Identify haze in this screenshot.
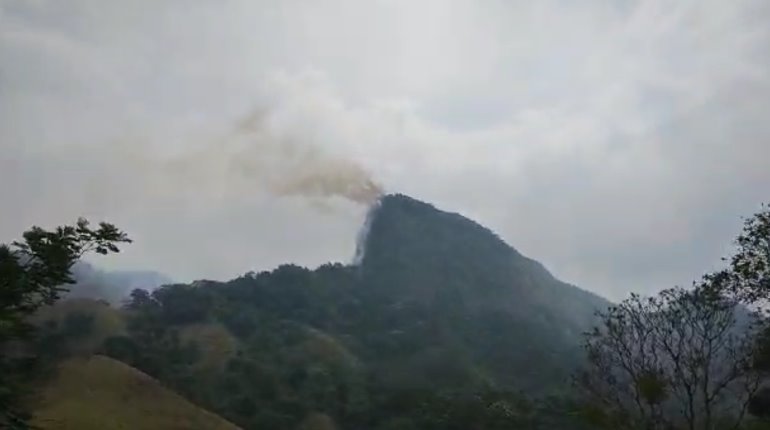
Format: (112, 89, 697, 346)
(1, 0, 769, 300)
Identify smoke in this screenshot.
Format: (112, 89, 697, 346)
(161, 109, 383, 205)
(1, 97, 384, 280)
(271, 162, 383, 205)
(153, 107, 384, 207)
(352, 196, 384, 265)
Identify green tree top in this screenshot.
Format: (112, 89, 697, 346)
(0, 218, 130, 429)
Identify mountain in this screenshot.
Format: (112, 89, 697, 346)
(359, 194, 607, 323)
(354, 194, 610, 390)
(32, 193, 610, 429)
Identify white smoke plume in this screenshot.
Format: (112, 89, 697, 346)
(352, 196, 384, 265)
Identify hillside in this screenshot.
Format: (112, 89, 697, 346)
(356, 194, 610, 389)
(359, 194, 608, 323)
(35, 193, 610, 429)
(31, 355, 240, 430)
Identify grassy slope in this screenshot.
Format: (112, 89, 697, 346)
(31, 355, 241, 430)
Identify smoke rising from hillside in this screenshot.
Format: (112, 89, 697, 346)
(352, 196, 384, 265)
(156, 108, 383, 206)
(233, 109, 384, 205)
(2, 0, 769, 296)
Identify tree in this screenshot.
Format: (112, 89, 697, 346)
(714, 204, 770, 421)
(577, 285, 763, 430)
(576, 204, 770, 430)
(714, 204, 770, 305)
(0, 218, 130, 429)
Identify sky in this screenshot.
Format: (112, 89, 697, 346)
(1, 0, 769, 300)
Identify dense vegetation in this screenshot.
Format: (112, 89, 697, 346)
(576, 204, 770, 429)
(2, 195, 769, 430)
(95, 195, 607, 429)
(0, 218, 131, 428)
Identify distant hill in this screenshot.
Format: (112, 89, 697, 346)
(68, 262, 173, 305)
(31, 355, 240, 430)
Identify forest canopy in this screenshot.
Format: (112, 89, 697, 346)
(2, 198, 769, 430)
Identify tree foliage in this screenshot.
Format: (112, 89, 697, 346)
(720, 204, 770, 421)
(42, 195, 606, 429)
(577, 204, 770, 429)
(717, 204, 770, 305)
(103, 261, 590, 429)
(0, 218, 130, 429)
(578, 287, 763, 429)
(17, 199, 770, 429)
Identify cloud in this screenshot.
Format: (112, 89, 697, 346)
(1, 0, 769, 299)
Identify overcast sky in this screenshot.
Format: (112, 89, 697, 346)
(1, 0, 769, 300)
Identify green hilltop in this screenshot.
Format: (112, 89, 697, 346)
(28, 194, 610, 429)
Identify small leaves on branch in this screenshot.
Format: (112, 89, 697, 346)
(2, 218, 131, 317)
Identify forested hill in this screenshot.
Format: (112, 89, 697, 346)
(354, 193, 610, 389)
(360, 193, 608, 329)
(36, 194, 610, 429)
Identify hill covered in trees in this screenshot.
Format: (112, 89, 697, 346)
(70, 193, 610, 429)
(10, 195, 769, 429)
